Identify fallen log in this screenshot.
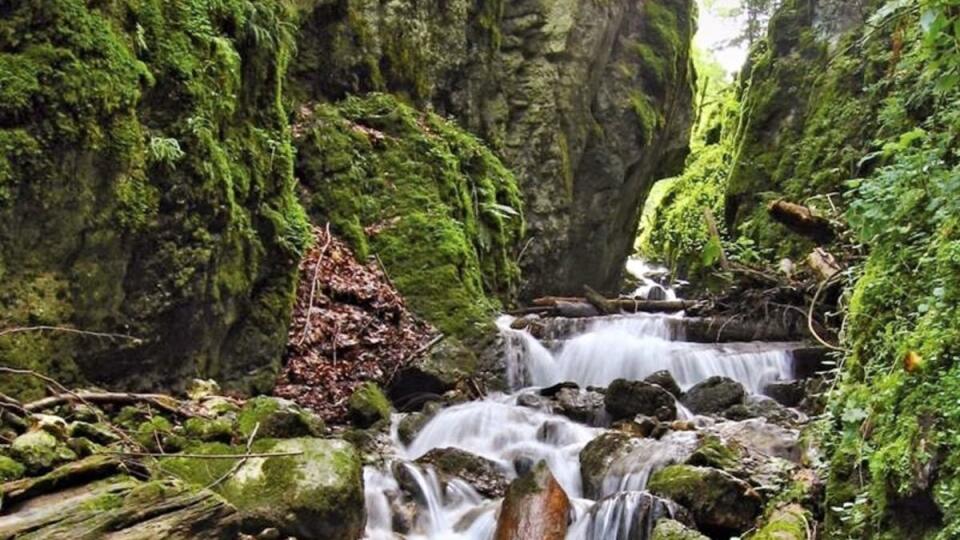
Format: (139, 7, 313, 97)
(25, 391, 191, 417)
(518, 297, 698, 317)
(768, 199, 835, 244)
(1, 455, 127, 505)
(807, 248, 842, 281)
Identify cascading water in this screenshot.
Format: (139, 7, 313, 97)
(363, 275, 801, 540)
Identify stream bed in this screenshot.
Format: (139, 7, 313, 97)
(362, 294, 809, 539)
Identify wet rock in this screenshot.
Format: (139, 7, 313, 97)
(763, 380, 806, 408)
(575, 491, 694, 539)
(613, 415, 660, 438)
(751, 504, 809, 539)
(681, 377, 745, 415)
(416, 447, 509, 498)
(648, 465, 762, 535)
(513, 456, 536, 477)
(540, 382, 580, 397)
(10, 430, 76, 474)
(236, 396, 325, 440)
(348, 382, 392, 428)
(397, 402, 442, 446)
(0, 455, 26, 481)
(712, 418, 802, 463)
(724, 395, 801, 427)
(553, 387, 607, 426)
(390, 495, 418, 534)
(605, 379, 677, 422)
(645, 370, 683, 398)
(652, 518, 709, 539)
(647, 285, 669, 302)
(494, 461, 570, 540)
(686, 435, 740, 472)
(580, 432, 636, 499)
(516, 393, 544, 409)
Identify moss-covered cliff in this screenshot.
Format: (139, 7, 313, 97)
(294, 93, 523, 341)
(644, 0, 960, 536)
(290, 0, 697, 297)
(0, 0, 309, 398)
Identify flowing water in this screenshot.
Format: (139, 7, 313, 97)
(363, 271, 800, 540)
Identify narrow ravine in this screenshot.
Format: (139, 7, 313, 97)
(363, 268, 810, 539)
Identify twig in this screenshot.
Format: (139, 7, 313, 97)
(299, 223, 333, 347)
(0, 326, 142, 343)
(102, 450, 302, 460)
(374, 253, 396, 293)
(808, 276, 845, 351)
(204, 422, 260, 490)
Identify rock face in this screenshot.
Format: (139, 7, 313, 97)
(494, 461, 571, 540)
(292, 0, 696, 297)
(648, 464, 762, 536)
(0, 1, 309, 399)
(605, 379, 678, 421)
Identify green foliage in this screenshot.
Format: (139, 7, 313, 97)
(295, 93, 523, 342)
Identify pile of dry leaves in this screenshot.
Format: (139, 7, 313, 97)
(275, 225, 435, 422)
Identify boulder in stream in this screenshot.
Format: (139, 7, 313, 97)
(416, 447, 508, 497)
(553, 387, 608, 426)
(648, 464, 762, 536)
(645, 370, 684, 398)
(763, 380, 806, 408)
(605, 379, 677, 422)
(494, 461, 571, 540)
(681, 377, 745, 415)
(579, 432, 636, 499)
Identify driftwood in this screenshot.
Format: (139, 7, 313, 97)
(768, 199, 835, 244)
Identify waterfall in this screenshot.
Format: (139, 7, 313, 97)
(365, 284, 801, 539)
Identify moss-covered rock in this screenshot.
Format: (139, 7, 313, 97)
(648, 464, 763, 536)
(347, 382, 392, 429)
(182, 417, 235, 443)
(579, 431, 636, 499)
(165, 438, 364, 540)
(10, 430, 76, 474)
(652, 519, 709, 540)
(0, 455, 26, 481)
(295, 93, 523, 343)
(416, 446, 508, 498)
(0, 0, 310, 400)
(687, 435, 741, 472)
(749, 504, 809, 540)
(236, 396, 325, 440)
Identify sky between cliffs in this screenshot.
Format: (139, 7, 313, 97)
(696, 0, 750, 75)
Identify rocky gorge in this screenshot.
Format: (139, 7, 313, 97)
(4, 0, 960, 538)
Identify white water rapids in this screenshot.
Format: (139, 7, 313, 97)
(363, 274, 798, 540)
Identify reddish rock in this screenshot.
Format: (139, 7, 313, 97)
(494, 462, 570, 540)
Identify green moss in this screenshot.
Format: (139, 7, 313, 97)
(750, 505, 808, 540)
(0, 455, 26, 482)
(183, 417, 235, 443)
(348, 382, 392, 428)
(0, 0, 310, 399)
(236, 396, 325, 439)
(295, 93, 523, 342)
(688, 435, 740, 471)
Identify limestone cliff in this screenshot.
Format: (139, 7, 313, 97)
(291, 0, 697, 297)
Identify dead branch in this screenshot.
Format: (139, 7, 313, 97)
(102, 450, 302, 460)
(298, 222, 333, 347)
(0, 326, 142, 343)
(24, 391, 192, 417)
(204, 422, 260, 490)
